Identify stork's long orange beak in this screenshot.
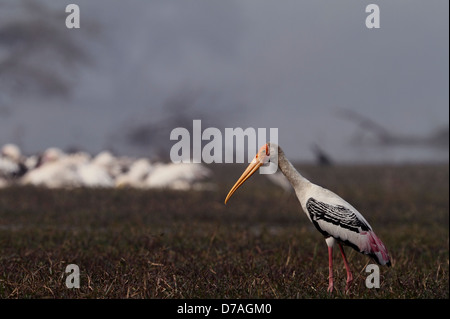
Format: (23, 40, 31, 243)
(224, 144, 269, 204)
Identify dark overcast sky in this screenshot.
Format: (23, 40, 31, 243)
(0, 0, 448, 163)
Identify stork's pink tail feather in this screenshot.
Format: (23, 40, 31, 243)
(363, 231, 391, 266)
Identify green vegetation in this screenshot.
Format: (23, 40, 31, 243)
(0, 164, 448, 298)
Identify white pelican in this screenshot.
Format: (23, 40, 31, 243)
(0, 156, 22, 180)
(115, 158, 154, 188)
(77, 156, 115, 188)
(20, 148, 83, 188)
(1, 144, 22, 162)
(0, 143, 27, 183)
(92, 151, 130, 179)
(145, 162, 212, 190)
(225, 143, 391, 292)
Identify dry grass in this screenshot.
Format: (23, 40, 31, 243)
(0, 164, 448, 299)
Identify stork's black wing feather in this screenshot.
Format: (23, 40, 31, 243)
(306, 198, 371, 236)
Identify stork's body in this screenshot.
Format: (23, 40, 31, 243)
(225, 143, 391, 292)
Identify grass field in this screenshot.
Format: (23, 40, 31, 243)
(0, 164, 448, 299)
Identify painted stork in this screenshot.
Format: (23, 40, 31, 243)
(224, 143, 391, 292)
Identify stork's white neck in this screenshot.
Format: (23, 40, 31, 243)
(276, 146, 311, 200)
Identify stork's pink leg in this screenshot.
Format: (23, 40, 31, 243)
(327, 246, 334, 293)
(338, 243, 353, 292)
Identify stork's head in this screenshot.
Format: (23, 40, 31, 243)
(224, 142, 278, 204)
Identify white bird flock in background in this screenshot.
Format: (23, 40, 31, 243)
(0, 143, 214, 190)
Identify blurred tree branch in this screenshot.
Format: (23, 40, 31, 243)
(0, 0, 95, 109)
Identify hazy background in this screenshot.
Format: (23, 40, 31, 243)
(0, 0, 448, 164)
